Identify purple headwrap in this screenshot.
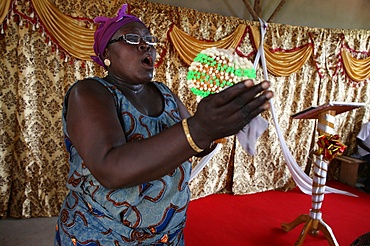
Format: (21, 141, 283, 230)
(91, 4, 145, 67)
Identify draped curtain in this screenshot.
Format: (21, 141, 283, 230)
(1, 0, 369, 218)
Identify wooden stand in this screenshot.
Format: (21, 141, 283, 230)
(336, 156, 367, 187)
(282, 102, 365, 246)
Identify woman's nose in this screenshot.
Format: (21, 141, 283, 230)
(138, 43, 151, 51)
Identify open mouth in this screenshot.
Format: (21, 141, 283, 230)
(141, 55, 153, 68)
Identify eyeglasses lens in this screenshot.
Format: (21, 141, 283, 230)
(125, 34, 157, 45)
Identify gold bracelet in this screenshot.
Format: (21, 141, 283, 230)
(182, 118, 204, 153)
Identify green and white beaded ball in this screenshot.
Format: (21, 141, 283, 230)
(187, 47, 256, 98)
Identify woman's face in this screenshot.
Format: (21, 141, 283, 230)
(104, 22, 157, 84)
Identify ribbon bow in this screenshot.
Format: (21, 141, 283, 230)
(315, 134, 347, 161)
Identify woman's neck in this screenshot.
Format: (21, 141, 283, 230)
(122, 83, 145, 94)
(104, 75, 145, 94)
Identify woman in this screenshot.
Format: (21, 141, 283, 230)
(55, 4, 273, 245)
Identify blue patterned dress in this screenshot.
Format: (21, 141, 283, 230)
(55, 77, 191, 245)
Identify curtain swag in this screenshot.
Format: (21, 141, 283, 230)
(0, 0, 11, 27)
(341, 47, 370, 82)
(1, 0, 369, 82)
(249, 26, 314, 77)
(167, 24, 247, 66)
(31, 0, 96, 61)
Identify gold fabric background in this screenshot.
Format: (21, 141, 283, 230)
(1, 0, 369, 218)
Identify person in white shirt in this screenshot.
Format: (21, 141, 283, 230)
(356, 121, 370, 191)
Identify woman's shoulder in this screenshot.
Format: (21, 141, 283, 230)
(67, 77, 115, 101)
(73, 77, 110, 90)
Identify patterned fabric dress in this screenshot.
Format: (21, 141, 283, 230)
(55, 77, 191, 246)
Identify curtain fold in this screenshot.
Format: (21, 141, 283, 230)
(31, 0, 96, 60)
(0, 0, 11, 26)
(249, 26, 313, 77)
(168, 24, 247, 65)
(1, 0, 369, 218)
(341, 48, 370, 82)
(264, 44, 313, 77)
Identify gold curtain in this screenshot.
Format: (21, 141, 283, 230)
(342, 48, 370, 82)
(264, 44, 313, 77)
(249, 26, 313, 77)
(168, 24, 247, 65)
(31, 0, 96, 60)
(0, 0, 11, 25)
(168, 24, 313, 77)
(1, 0, 369, 218)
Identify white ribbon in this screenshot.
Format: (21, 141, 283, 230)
(191, 18, 356, 198)
(255, 18, 356, 197)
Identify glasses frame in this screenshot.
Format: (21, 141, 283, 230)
(108, 33, 158, 46)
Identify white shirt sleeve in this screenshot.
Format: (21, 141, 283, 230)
(357, 122, 370, 141)
(357, 122, 370, 156)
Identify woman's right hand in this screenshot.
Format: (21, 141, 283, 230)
(188, 79, 273, 149)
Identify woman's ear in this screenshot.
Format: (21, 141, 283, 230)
(102, 48, 109, 60)
(102, 48, 111, 68)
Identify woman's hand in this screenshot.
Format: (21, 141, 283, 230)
(189, 79, 273, 149)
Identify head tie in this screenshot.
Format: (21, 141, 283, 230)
(91, 4, 144, 67)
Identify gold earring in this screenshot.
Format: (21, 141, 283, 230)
(104, 59, 111, 67)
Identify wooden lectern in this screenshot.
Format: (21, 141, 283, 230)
(281, 102, 365, 246)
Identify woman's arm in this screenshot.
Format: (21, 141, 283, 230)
(172, 92, 217, 157)
(66, 79, 272, 189)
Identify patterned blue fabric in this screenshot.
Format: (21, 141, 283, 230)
(55, 77, 191, 245)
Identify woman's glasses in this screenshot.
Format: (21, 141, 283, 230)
(108, 34, 158, 46)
